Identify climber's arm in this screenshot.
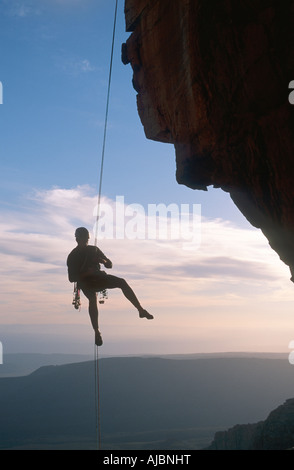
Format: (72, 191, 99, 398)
(95, 247, 112, 269)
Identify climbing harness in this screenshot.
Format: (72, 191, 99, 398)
(72, 285, 108, 309)
(99, 289, 108, 304)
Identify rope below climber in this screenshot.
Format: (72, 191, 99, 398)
(66, 227, 154, 346)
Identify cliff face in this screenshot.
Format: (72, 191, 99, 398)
(207, 398, 294, 450)
(122, 0, 294, 279)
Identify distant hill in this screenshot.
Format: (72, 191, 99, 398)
(0, 355, 294, 449)
(0, 353, 93, 377)
(1, 351, 287, 377)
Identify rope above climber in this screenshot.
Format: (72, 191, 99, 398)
(67, 227, 154, 346)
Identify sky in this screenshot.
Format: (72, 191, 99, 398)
(0, 0, 294, 358)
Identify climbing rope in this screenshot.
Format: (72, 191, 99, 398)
(94, 0, 118, 247)
(94, 343, 101, 449)
(94, 0, 118, 451)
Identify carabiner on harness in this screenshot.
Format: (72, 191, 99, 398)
(99, 289, 108, 304)
(72, 282, 81, 310)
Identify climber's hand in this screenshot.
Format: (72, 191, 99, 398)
(104, 259, 112, 269)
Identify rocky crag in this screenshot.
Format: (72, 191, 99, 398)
(206, 398, 294, 450)
(122, 0, 294, 280)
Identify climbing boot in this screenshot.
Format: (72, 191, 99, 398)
(139, 309, 154, 320)
(95, 329, 103, 346)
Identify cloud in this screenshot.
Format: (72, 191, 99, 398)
(0, 185, 292, 355)
(0, 185, 287, 285)
(3, 1, 41, 17)
(3, 0, 91, 17)
(56, 55, 96, 76)
(152, 257, 276, 282)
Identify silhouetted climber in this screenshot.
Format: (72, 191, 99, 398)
(67, 227, 153, 346)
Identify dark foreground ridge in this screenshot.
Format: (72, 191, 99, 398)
(207, 398, 294, 450)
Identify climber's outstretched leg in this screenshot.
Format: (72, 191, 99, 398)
(102, 274, 154, 320)
(82, 273, 153, 347)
